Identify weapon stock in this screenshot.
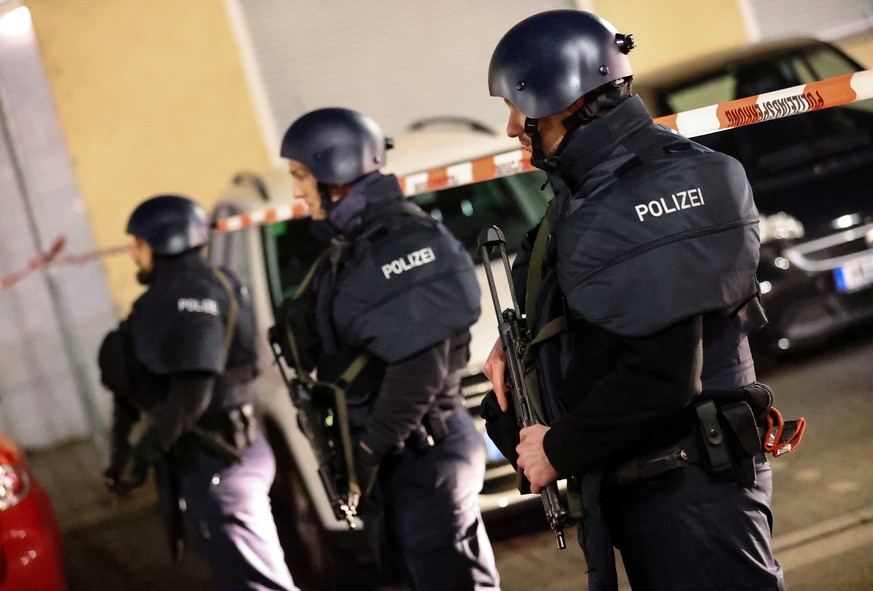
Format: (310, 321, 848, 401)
(268, 330, 359, 528)
(477, 225, 572, 550)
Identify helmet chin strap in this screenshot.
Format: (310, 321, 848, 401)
(525, 117, 552, 171)
(525, 80, 631, 171)
(317, 182, 334, 213)
(524, 93, 612, 170)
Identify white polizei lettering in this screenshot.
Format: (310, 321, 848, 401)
(177, 298, 219, 316)
(381, 247, 438, 279)
(635, 204, 648, 222)
(635, 187, 706, 222)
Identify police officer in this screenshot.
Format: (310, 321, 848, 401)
(483, 10, 785, 591)
(98, 195, 299, 591)
(279, 108, 501, 591)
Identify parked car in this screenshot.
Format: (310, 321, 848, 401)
(0, 433, 68, 591)
(208, 135, 551, 587)
(634, 38, 873, 361)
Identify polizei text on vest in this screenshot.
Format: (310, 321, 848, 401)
(381, 247, 437, 279)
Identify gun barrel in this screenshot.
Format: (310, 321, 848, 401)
(542, 482, 570, 549)
(478, 224, 574, 551)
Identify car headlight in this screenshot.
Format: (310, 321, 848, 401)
(759, 212, 805, 243)
(0, 464, 31, 511)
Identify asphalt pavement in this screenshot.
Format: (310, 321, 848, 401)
(26, 328, 873, 591)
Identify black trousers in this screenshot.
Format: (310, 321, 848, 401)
(602, 454, 784, 591)
(364, 409, 501, 591)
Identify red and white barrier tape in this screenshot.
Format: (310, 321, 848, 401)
(4, 69, 871, 291)
(0, 235, 128, 291)
(214, 69, 873, 232)
(213, 199, 310, 233)
(654, 69, 873, 138)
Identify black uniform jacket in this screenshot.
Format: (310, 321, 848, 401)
(523, 96, 761, 475)
(322, 173, 480, 457)
(107, 252, 257, 462)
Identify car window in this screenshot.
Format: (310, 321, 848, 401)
(262, 170, 552, 308)
(410, 170, 551, 262)
(262, 217, 323, 305)
(662, 45, 864, 115)
(800, 46, 861, 81)
(654, 44, 873, 184)
(798, 48, 873, 114)
(664, 74, 735, 114)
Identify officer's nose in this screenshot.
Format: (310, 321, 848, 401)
(505, 106, 526, 142)
(506, 114, 523, 139)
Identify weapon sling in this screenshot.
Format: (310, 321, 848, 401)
(274, 250, 370, 525)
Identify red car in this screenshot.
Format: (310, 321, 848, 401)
(0, 433, 67, 591)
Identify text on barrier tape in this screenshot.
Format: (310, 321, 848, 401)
(4, 69, 872, 291)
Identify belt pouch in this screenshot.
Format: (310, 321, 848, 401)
(694, 399, 732, 476)
(717, 401, 761, 487)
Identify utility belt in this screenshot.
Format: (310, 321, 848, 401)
(407, 395, 465, 450)
(610, 384, 805, 487)
(185, 403, 257, 464)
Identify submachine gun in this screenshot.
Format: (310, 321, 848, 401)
(268, 328, 360, 529)
(478, 226, 573, 549)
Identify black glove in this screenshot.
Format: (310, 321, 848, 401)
(480, 389, 521, 469)
(104, 451, 149, 496)
(353, 441, 381, 498)
(104, 424, 164, 496)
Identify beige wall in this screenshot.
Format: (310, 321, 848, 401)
(27, 0, 270, 314)
(839, 36, 873, 68)
(592, 0, 750, 74)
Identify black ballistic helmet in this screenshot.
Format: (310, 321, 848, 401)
(280, 107, 392, 185)
(489, 10, 635, 119)
(126, 194, 210, 255)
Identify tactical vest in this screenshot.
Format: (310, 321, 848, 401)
(553, 124, 760, 338)
(522, 98, 762, 425)
(333, 198, 481, 364)
(124, 256, 258, 412)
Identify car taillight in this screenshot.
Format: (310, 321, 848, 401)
(0, 464, 31, 511)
